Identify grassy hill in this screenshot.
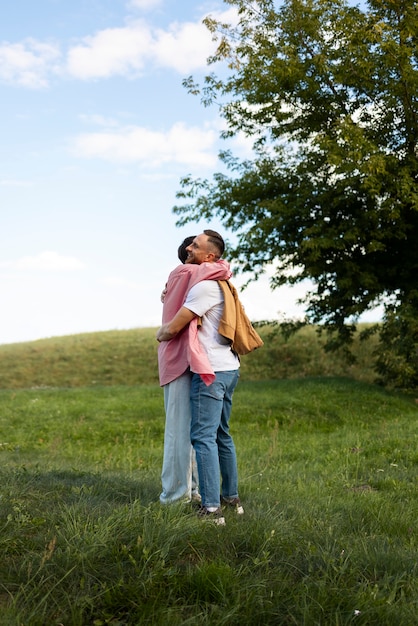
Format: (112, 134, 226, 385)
(1, 325, 417, 624)
(0, 324, 379, 389)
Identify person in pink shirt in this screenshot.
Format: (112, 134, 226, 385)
(158, 236, 231, 504)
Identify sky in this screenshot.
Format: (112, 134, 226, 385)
(0, 0, 378, 346)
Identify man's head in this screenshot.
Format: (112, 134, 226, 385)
(186, 229, 225, 264)
(178, 236, 196, 264)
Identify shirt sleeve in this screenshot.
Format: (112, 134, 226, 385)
(183, 281, 222, 317)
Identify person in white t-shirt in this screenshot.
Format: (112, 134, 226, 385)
(157, 230, 244, 525)
(158, 237, 231, 505)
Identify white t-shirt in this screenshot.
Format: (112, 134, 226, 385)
(184, 280, 240, 372)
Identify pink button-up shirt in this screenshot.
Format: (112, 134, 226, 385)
(157, 260, 232, 386)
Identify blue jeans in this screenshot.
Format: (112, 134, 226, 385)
(160, 371, 199, 504)
(190, 369, 240, 508)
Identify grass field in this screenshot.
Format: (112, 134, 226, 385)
(0, 324, 378, 389)
(0, 328, 417, 625)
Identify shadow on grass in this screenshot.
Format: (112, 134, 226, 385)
(0, 465, 160, 512)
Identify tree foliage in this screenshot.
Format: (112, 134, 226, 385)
(174, 0, 418, 388)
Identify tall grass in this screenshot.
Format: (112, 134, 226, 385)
(1, 372, 417, 624)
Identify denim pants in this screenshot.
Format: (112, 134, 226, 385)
(190, 369, 240, 508)
(160, 371, 199, 504)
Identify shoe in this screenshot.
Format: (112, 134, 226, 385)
(191, 492, 202, 503)
(197, 506, 226, 526)
(221, 496, 244, 515)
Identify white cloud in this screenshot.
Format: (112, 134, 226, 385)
(1, 7, 235, 87)
(0, 251, 85, 272)
(66, 15, 216, 80)
(153, 6, 239, 74)
(0, 39, 60, 88)
(72, 121, 217, 167)
(152, 20, 216, 73)
(67, 22, 153, 79)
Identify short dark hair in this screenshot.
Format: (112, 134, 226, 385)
(204, 229, 225, 258)
(177, 236, 196, 264)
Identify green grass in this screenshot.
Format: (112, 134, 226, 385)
(0, 329, 160, 389)
(0, 371, 417, 624)
(0, 324, 379, 389)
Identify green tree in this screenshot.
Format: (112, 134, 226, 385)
(174, 0, 418, 388)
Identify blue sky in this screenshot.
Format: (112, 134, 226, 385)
(1, 0, 377, 345)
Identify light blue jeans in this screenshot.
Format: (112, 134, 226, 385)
(160, 371, 199, 504)
(190, 369, 240, 508)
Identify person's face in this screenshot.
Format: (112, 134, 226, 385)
(186, 234, 216, 264)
